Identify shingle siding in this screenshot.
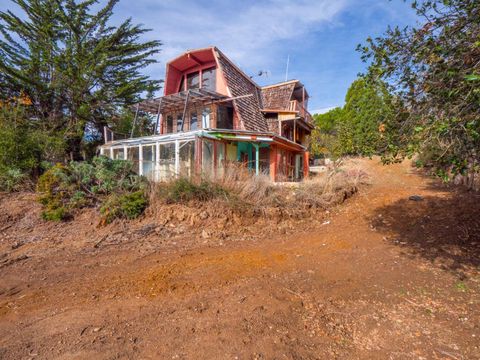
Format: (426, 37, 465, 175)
(261, 83, 295, 110)
(217, 53, 267, 132)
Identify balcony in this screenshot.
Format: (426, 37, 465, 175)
(289, 100, 313, 125)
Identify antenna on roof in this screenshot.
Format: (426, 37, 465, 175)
(285, 55, 290, 81)
(250, 70, 270, 79)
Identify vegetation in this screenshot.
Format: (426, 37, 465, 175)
(358, 0, 480, 185)
(37, 156, 147, 222)
(156, 178, 230, 204)
(310, 77, 395, 158)
(0, 0, 161, 166)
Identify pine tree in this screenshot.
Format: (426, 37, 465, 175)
(0, 0, 161, 160)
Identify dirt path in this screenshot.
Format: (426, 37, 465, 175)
(0, 158, 479, 359)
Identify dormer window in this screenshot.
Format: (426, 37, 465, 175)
(187, 71, 200, 89)
(201, 67, 216, 91)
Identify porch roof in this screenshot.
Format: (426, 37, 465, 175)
(136, 88, 229, 113)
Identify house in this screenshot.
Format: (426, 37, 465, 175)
(99, 47, 314, 182)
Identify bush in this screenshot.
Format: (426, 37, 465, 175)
(36, 156, 148, 222)
(100, 191, 148, 224)
(0, 166, 29, 192)
(156, 177, 229, 203)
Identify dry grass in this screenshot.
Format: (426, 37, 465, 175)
(148, 160, 369, 214)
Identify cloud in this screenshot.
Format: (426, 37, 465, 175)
(115, 0, 349, 71)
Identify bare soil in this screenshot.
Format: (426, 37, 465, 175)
(0, 158, 479, 359)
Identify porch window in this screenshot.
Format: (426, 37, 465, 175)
(127, 146, 140, 173)
(142, 145, 156, 179)
(176, 114, 183, 132)
(187, 71, 200, 89)
(202, 107, 211, 128)
(216, 106, 233, 129)
(178, 76, 185, 92)
(190, 111, 198, 130)
(166, 115, 173, 133)
(201, 67, 216, 91)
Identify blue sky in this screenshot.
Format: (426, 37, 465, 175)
(2, 0, 420, 114)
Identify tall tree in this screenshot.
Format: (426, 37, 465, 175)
(0, 0, 161, 159)
(310, 107, 343, 157)
(337, 77, 395, 157)
(359, 0, 480, 185)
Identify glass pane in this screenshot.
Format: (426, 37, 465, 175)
(186, 71, 199, 89)
(202, 107, 211, 128)
(201, 67, 216, 91)
(216, 106, 233, 129)
(216, 142, 225, 178)
(112, 148, 125, 160)
(178, 76, 184, 92)
(179, 141, 195, 178)
(142, 145, 155, 179)
(158, 143, 176, 181)
(127, 146, 139, 174)
(166, 115, 173, 133)
(176, 114, 183, 132)
(202, 139, 214, 176)
(190, 111, 198, 131)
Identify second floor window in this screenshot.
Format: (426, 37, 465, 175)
(201, 67, 216, 91)
(190, 111, 198, 130)
(187, 72, 199, 89)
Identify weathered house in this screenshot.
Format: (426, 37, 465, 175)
(99, 47, 314, 182)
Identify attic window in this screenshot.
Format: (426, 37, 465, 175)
(201, 67, 216, 91)
(187, 71, 200, 89)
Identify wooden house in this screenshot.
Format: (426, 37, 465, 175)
(99, 47, 314, 182)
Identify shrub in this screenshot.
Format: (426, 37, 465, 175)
(100, 191, 148, 224)
(156, 177, 229, 203)
(0, 166, 29, 192)
(36, 157, 148, 222)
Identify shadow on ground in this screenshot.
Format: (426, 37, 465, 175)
(370, 185, 480, 279)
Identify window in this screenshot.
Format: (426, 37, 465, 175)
(178, 77, 185, 92)
(190, 111, 198, 131)
(216, 106, 233, 129)
(166, 115, 173, 133)
(186, 71, 199, 89)
(176, 114, 183, 132)
(202, 107, 211, 128)
(201, 67, 216, 91)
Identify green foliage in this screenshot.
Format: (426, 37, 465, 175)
(100, 191, 148, 224)
(0, 166, 28, 192)
(338, 77, 395, 157)
(36, 157, 148, 221)
(157, 178, 230, 204)
(359, 0, 480, 184)
(309, 78, 395, 158)
(0, 104, 65, 191)
(0, 0, 162, 160)
(310, 108, 343, 157)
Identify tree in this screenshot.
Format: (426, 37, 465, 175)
(358, 0, 480, 185)
(310, 107, 343, 157)
(0, 0, 161, 160)
(337, 77, 395, 156)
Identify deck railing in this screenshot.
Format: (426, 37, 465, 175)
(289, 100, 313, 125)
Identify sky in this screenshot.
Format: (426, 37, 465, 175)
(1, 0, 420, 114)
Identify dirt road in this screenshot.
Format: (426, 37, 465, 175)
(0, 158, 479, 359)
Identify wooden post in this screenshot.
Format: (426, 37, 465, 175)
(155, 142, 160, 181)
(130, 103, 139, 138)
(139, 144, 143, 176)
(175, 139, 180, 177)
(269, 145, 276, 182)
(303, 151, 309, 179)
(254, 143, 260, 176)
(293, 119, 297, 143)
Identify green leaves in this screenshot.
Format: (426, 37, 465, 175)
(0, 0, 162, 160)
(358, 0, 480, 185)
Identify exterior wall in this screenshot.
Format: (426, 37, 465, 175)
(216, 52, 267, 132)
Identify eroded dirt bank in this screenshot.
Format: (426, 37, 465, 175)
(0, 158, 479, 359)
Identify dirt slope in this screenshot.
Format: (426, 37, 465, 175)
(0, 158, 479, 359)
